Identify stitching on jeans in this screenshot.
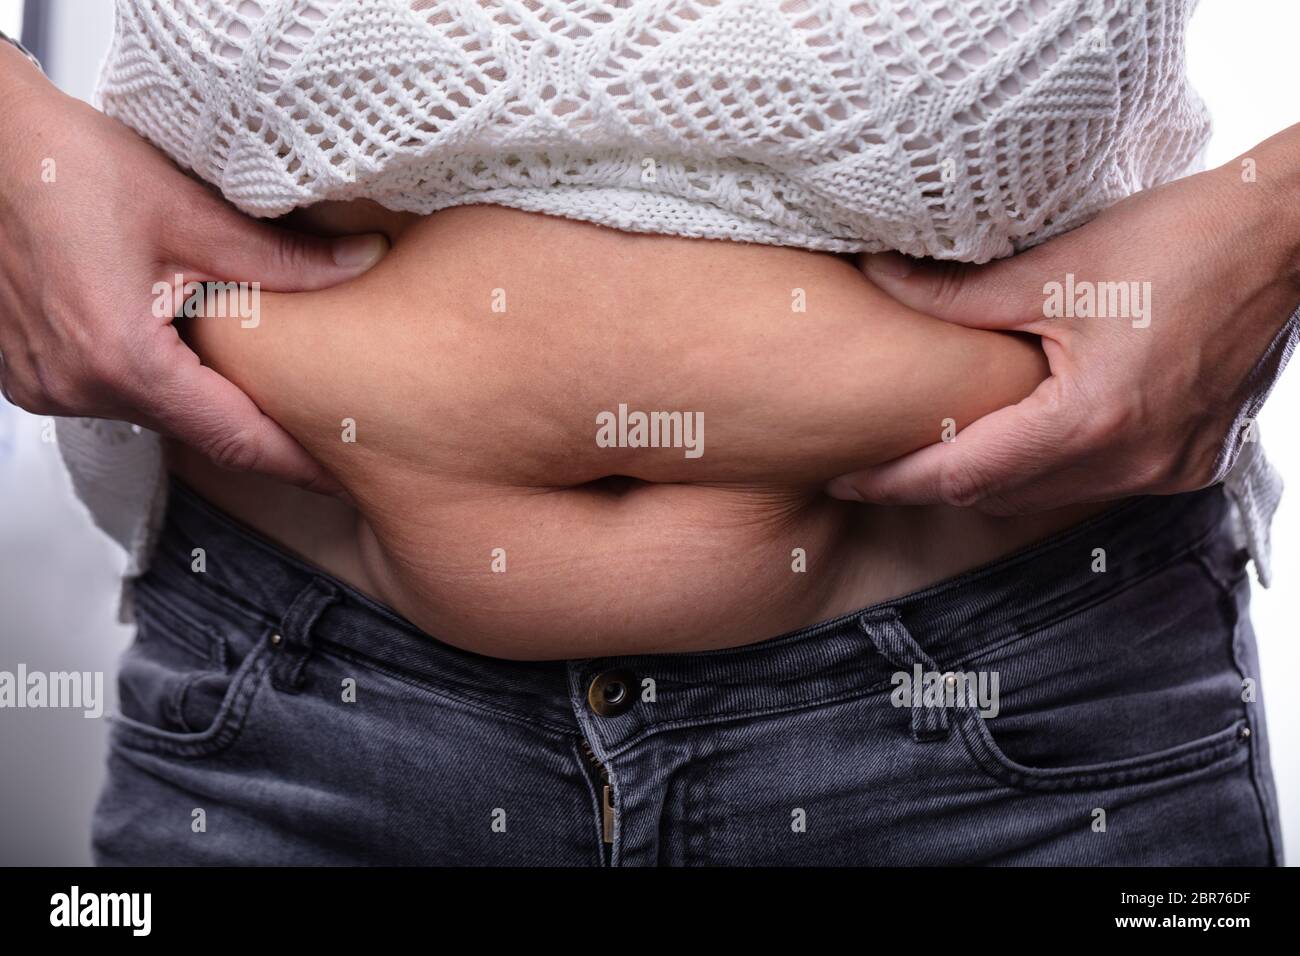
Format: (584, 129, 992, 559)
(577, 493, 1219, 672)
(953, 522, 1222, 672)
(167, 672, 203, 735)
(1188, 543, 1250, 599)
(598, 528, 1227, 749)
(568, 739, 609, 867)
(148, 548, 278, 632)
(1208, 551, 1284, 866)
(955, 711, 1249, 792)
(167, 479, 434, 635)
(946, 534, 1259, 795)
(109, 639, 273, 759)
(599, 681, 902, 757)
(315, 640, 577, 736)
(133, 584, 229, 665)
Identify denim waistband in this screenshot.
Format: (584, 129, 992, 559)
(145, 478, 1234, 743)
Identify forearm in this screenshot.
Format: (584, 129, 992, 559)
(1212, 124, 1300, 297)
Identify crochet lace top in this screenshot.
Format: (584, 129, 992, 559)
(55, 0, 1283, 612)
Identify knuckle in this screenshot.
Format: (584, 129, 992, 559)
(200, 427, 262, 472)
(10, 380, 56, 415)
(266, 232, 315, 276)
(937, 459, 987, 508)
(28, 358, 79, 413)
(77, 352, 122, 401)
(1, 375, 38, 412)
(930, 262, 968, 313)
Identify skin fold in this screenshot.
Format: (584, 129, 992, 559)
(180, 205, 1059, 658)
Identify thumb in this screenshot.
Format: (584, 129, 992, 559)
(855, 250, 1044, 330)
(166, 194, 390, 293)
(141, 343, 341, 496)
(825, 387, 1062, 512)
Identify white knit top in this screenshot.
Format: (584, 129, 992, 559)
(57, 0, 1283, 610)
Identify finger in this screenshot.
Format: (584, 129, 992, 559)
(825, 386, 1068, 512)
(854, 250, 1050, 330)
(960, 453, 1139, 516)
(136, 341, 341, 495)
(164, 191, 389, 293)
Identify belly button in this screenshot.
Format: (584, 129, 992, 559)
(586, 475, 643, 496)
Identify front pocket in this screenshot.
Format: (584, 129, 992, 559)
(956, 708, 1249, 791)
(949, 538, 1254, 792)
(109, 638, 272, 758)
(111, 579, 274, 758)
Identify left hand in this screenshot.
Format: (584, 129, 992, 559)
(827, 141, 1300, 515)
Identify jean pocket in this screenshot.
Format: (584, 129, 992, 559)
(949, 539, 1254, 792)
(110, 578, 273, 758)
(956, 710, 1249, 791)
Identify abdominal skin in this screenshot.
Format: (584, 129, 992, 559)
(182, 207, 1047, 657)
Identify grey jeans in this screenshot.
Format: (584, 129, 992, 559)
(93, 479, 1282, 865)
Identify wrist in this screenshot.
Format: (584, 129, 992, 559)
(1213, 125, 1300, 292)
(0, 26, 43, 77)
(0, 49, 75, 174)
(0, 33, 46, 93)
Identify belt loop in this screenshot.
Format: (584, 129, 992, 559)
(271, 578, 341, 694)
(857, 609, 950, 743)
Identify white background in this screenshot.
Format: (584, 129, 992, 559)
(0, 0, 1297, 865)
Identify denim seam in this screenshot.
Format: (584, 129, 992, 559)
(1188, 543, 1251, 596)
(580, 497, 1221, 677)
(109, 640, 273, 759)
(169, 671, 206, 735)
(599, 680, 901, 758)
(270, 579, 340, 694)
(150, 541, 487, 676)
(955, 711, 1249, 792)
(316, 640, 578, 736)
(133, 585, 231, 665)
(946, 529, 1258, 795)
(167, 479, 445, 637)
(1203, 549, 1284, 867)
(163, 481, 1218, 682)
(568, 739, 610, 867)
(952, 522, 1223, 672)
(147, 549, 281, 634)
(858, 494, 1154, 613)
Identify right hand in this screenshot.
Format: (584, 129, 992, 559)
(0, 44, 388, 492)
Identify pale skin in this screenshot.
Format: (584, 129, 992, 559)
(3, 42, 1299, 657)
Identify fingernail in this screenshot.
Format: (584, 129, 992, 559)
(332, 233, 389, 270)
(825, 477, 865, 502)
(860, 251, 913, 280)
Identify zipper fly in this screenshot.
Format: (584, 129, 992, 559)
(580, 740, 615, 845)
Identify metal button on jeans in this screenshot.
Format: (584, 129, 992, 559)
(587, 670, 637, 717)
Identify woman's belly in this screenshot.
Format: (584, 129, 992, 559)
(171, 203, 1116, 659)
